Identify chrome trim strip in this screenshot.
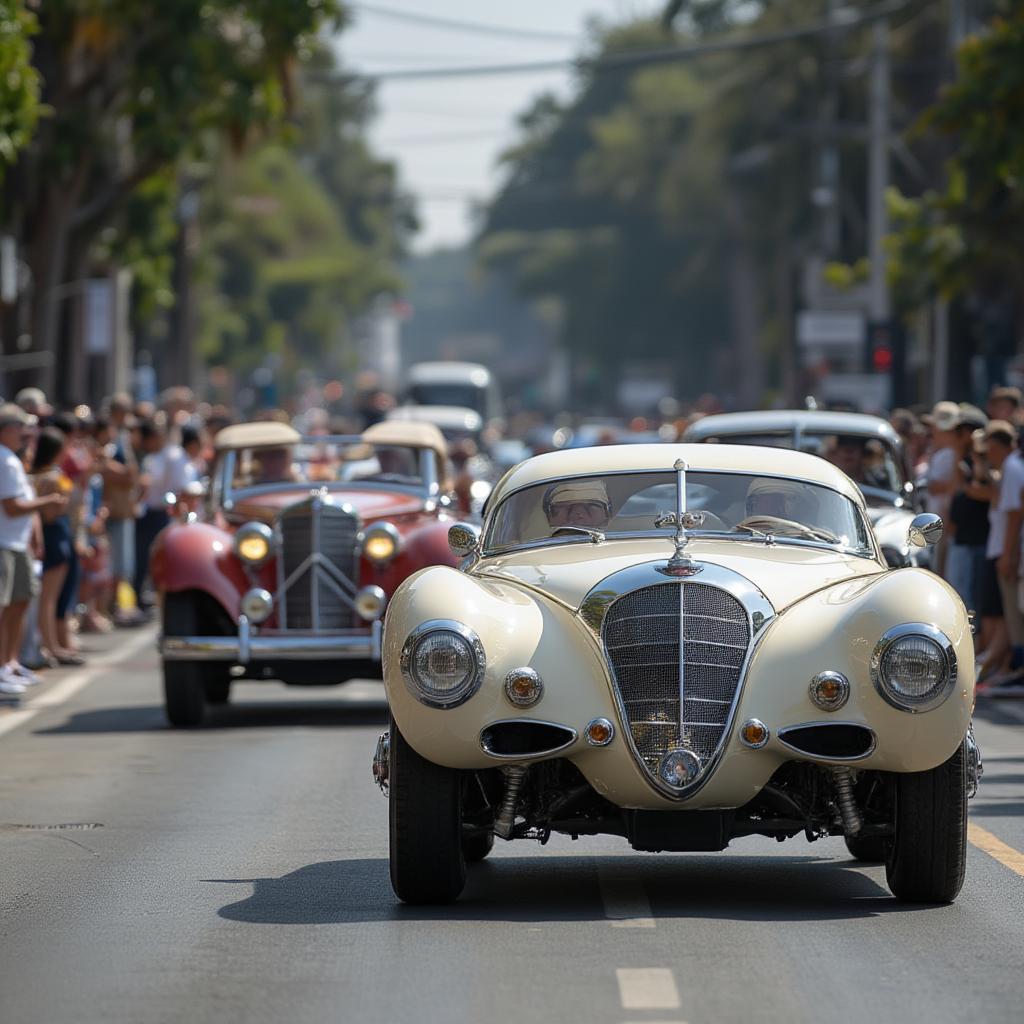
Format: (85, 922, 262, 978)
(160, 632, 378, 662)
(869, 622, 957, 713)
(479, 719, 578, 760)
(399, 618, 486, 709)
(579, 560, 775, 801)
(777, 721, 878, 762)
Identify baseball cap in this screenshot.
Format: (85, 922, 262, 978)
(931, 401, 961, 431)
(958, 403, 988, 430)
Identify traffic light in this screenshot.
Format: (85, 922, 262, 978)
(865, 320, 893, 374)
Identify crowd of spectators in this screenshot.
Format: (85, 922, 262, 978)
(0, 386, 220, 698)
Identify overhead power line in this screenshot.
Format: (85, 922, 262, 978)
(349, 0, 907, 82)
(350, 2, 580, 44)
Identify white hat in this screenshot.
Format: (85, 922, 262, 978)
(931, 401, 961, 431)
(544, 479, 610, 510)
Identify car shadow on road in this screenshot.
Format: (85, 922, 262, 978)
(212, 851, 923, 926)
(33, 700, 388, 734)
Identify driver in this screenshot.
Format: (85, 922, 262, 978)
(745, 478, 816, 524)
(543, 479, 613, 532)
(253, 446, 297, 484)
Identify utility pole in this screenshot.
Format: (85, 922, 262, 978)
(818, 0, 843, 257)
(867, 17, 890, 327)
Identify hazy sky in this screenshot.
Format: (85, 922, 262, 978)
(336, 1, 662, 252)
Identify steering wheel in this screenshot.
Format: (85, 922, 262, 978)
(735, 515, 831, 541)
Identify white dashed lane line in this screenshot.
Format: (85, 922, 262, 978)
(616, 968, 682, 1011)
(599, 865, 656, 928)
(0, 628, 156, 739)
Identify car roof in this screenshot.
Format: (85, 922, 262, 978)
(405, 361, 491, 385)
(214, 422, 301, 451)
(387, 404, 483, 432)
(683, 409, 901, 447)
(491, 443, 863, 505)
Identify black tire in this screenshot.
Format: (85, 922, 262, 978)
(389, 716, 466, 904)
(462, 829, 494, 863)
(845, 834, 889, 862)
(204, 678, 231, 705)
(886, 740, 968, 903)
(162, 593, 208, 728)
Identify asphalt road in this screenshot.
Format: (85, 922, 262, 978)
(2, 627, 1023, 1024)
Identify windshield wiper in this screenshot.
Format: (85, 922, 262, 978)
(729, 524, 774, 544)
(551, 526, 605, 543)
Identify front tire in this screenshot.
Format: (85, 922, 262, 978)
(886, 740, 968, 903)
(389, 716, 466, 904)
(162, 593, 208, 728)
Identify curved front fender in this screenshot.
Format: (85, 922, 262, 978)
(150, 522, 247, 620)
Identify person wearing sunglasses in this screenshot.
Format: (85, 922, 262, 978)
(543, 480, 613, 532)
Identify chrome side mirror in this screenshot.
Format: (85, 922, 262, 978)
(908, 513, 943, 548)
(448, 522, 481, 558)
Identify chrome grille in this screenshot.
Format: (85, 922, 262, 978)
(603, 583, 750, 780)
(278, 498, 360, 630)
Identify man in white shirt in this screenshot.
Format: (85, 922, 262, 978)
(133, 419, 196, 611)
(925, 401, 962, 578)
(0, 404, 67, 696)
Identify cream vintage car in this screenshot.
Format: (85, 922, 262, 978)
(375, 444, 981, 905)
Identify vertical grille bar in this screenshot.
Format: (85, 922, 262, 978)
(603, 583, 750, 784)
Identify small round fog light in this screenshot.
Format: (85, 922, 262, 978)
(584, 717, 615, 746)
(659, 748, 701, 787)
(354, 585, 387, 622)
(504, 667, 543, 707)
(739, 719, 770, 748)
(240, 587, 273, 624)
(809, 671, 850, 711)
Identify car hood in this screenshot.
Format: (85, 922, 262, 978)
(229, 488, 427, 525)
(474, 538, 884, 615)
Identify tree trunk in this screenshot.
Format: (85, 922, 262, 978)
(724, 190, 763, 409)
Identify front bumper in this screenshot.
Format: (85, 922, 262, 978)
(160, 615, 382, 664)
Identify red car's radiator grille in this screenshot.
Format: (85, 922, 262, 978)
(278, 499, 360, 630)
(602, 583, 750, 783)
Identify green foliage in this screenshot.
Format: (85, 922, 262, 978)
(0, 1, 41, 179)
(888, 7, 1024, 298)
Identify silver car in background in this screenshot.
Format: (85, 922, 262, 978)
(683, 410, 925, 568)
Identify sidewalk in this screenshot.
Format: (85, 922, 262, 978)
(0, 621, 159, 733)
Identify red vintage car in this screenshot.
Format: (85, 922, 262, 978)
(151, 419, 461, 727)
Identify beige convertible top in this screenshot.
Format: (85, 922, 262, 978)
(363, 419, 448, 467)
(214, 422, 301, 452)
(492, 443, 864, 506)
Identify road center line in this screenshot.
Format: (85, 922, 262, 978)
(0, 627, 156, 739)
(968, 822, 1024, 878)
(616, 968, 681, 1010)
(599, 866, 656, 927)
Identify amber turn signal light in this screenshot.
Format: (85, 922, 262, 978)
(739, 719, 770, 749)
(584, 718, 615, 746)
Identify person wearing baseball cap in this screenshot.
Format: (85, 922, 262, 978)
(925, 401, 964, 576)
(0, 404, 67, 696)
(543, 479, 613, 532)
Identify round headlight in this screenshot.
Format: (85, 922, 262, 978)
(871, 624, 956, 712)
(354, 585, 386, 622)
(240, 588, 273, 624)
(400, 620, 485, 709)
(235, 522, 273, 566)
(361, 522, 400, 565)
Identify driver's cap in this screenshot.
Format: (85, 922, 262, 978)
(545, 479, 610, 510)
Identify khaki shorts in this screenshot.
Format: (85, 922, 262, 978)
(0, 548, 40, 606)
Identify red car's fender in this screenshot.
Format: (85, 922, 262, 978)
(362, 517, 459, 595)
(150, 521, 248, 619)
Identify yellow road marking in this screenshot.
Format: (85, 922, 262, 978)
(968, 822, 1024, 878)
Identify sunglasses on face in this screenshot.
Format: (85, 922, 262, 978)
(548, 501, 610, 519)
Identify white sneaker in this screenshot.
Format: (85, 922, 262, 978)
(0, 669, 27, 695)
(9, 663, 41, 685)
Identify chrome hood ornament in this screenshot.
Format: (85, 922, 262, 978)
(655, 459, 705, 576)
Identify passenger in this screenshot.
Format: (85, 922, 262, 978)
(253, 446, 296, 485)
(543, 480, 613, 532)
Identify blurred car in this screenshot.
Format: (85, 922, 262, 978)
(377, 444, 979, 904)
(404, 361, 503, 427)
(683, 410, 925, 568)
(152, 420, 459, 727)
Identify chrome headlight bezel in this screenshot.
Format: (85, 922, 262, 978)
(234, 521, 274, 567)
(870, 622, 957, 713)
(400, 619, 486, 709)
(360, 521, 401, 565)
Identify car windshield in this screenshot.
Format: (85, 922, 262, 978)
(223, 441, 430, 494)
(408, 383, 483, 414)
(704, 430, 905, 495)
(485, 471, 873, 554)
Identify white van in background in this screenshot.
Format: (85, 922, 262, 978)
(404, 361, 503, 427)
